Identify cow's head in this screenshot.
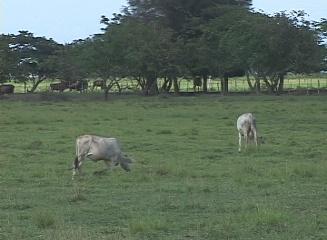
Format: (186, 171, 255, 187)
(258, 136, 265, 144)
(119, 154, 134, 172)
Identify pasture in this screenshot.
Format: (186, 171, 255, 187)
(0, 94, 326, 239)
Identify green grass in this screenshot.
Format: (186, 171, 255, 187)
(0, 94, 326, 239)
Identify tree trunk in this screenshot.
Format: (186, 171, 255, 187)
(247, 74, 261, 94)
(103, 79, 115, 100)
(193, 77, 201, 92)
(24, 82, 27, 93)
(28, 78, 45, 93)
(255, 78, 261, 94)
(173, 77, 180, 95)
(166, 78, 172, 92)
(263, 76, 274, 93)
(104, 87, 110, 100)
(202, 75, 208, 93)
(144, 73, 158, 95)
(221, 75, 228, 95)
(277, 74, 284, 94)
(115, 80, 121, 93)
(161, 77, 173, 93)
(160, 77, 168, 92)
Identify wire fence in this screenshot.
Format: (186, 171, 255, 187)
(170, 75, 327, 93)
(3, 74, 327, 94)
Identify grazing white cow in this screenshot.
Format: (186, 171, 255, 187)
(236, 113, 258, 152)
(72, 135, 133, 179)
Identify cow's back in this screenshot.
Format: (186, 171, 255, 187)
(50, 82, 68, 91)
(76, 135, 121, 161)
(237, 113, 256, 132)
(0, 84, 15, 94)
(89, 136, 121, 160)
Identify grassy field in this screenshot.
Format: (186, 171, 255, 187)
(0, 94, 326, 239)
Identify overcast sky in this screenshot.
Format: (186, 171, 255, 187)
(254, 0, 326, 20)
(1, 0, 128, 43)
(1, 0, 326, 44)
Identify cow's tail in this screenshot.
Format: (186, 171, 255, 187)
(119, 153, 134, 172)
(68, 140, 80, 170)
(73, 137, 83, 170)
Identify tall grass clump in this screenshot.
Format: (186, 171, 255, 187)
(33, 210, 56, 229)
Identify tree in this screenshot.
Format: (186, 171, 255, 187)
(8, 31, 62, 92)
(0, 34, 14, 83)
(125, 0, 252, 34)
(50, 40, 91, 86)
(96, 15, 183, 96)
(172, 2, 251, 93)
(195, 7, 250, 93)
(216, 11, 324, 94)
(123, 0, 253, 93)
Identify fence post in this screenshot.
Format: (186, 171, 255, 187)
(234, 79, 237, 92)
(243, 78, 246, 93)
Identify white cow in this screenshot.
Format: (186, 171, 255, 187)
(72, 135, 133, 179)
(236, 113, 258, 152)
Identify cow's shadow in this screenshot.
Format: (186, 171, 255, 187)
(93, 169, 109, 176)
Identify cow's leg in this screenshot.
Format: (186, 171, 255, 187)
(72, 155, 85, 179)
(112, 154, 120, 166)
(93, 160, 112, 175)
(244, 133, 248, 150)
(253, 130, 258, 147)
(104, 160, 113, 170)
(238, 132, 242, 152)
(105, 154, 120, 169)
(102, 155, 119, 172)
(72, 157, 78, 180)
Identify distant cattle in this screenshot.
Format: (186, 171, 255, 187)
(72, 135, 133, 179)
(69, 80, 88, 92)
(0, 84, 15, 94)
(236, 113, 259, 152)
(92, 80, 106, 90)
(50, 82, 69, 92)
(193, 76, 202, 92)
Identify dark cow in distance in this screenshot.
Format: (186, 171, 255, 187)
(69, 80, 88, 92)
(92, 80, 106, 90)
(50, 82, 69, 92)
(0, 84, 15, 94)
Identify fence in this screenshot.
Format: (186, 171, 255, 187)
(3, 74, 327, 94)
(168, 74, 327, 93)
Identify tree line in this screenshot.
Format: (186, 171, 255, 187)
(1, 0, 327, 96)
